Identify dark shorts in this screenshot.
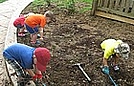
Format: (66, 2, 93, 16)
(16, 24, 24, 29)
(25, 24, 39, 34)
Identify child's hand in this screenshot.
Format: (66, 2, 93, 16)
(39, 37, 44, 41)
(102, 66, 109, 75)
(32, 75, 37, 80)
(36, 74, 43, 79)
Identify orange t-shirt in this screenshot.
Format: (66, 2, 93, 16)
(25, 14, 46, 28)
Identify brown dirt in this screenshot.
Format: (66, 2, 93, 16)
(18, 4, 134, 86)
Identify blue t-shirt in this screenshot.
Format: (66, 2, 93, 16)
(3, 43, 35, 69)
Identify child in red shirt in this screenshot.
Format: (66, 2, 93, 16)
(13, 15, 26, 37)
(13, 13, 34, 37)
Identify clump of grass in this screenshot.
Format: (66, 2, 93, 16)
(31, 0, 45, 7)
(77, 0, 93, 13)
(66, 0, 75, 14)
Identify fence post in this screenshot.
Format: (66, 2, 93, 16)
(90, 0, 98, 16)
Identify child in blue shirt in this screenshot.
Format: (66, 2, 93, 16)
(3, 43, 51, 85)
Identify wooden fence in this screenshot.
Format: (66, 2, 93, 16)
(91, 0, 134, 25)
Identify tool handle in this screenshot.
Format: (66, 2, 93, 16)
(78, 65, 91, 82)
(108, 74, 118, 86)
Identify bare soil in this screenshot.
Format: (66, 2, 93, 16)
(18, 4, 134, 86)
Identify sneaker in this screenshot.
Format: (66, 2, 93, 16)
(18, 33, 25, 37)
(113, 65, 120, 71)
(35, 40, 41, 44)
(30, 40, 40, 45)
(24, 30, 28, 33)
(37, 34, 40, 38)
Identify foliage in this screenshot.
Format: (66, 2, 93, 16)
(55, 0, 93, 13)
(66, 0, 75, 14)
(77, 0, 93, 13)
(0, 0, 6, 3)
(29, 0, 93, 13)
(31, 0, 45, 7)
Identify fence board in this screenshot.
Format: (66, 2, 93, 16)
(100, 0, 104, 7)
(109, 0, 115, 9)
(98, 0, 101, 7)
(114, 0, 120, 10)
(104, 0, 109, 8)
(91, 0, 134, 25)
(131, 1, 134, 14)
(90, 0, 98, 15)
(97, 7, 134, 19)
(95, 11, 134, 25)
(120, 0, 126, 12)
(125, 0, 131, 13)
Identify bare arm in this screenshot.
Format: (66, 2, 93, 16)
(103, 57, 108, 66)
(39, 27, 44, 40)
(25, 69, 35, 77)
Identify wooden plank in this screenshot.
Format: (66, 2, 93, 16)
(130, 0, 134, 7)
(131, 1, 134, 14)
(97, 0, 101, 7)
(90, 0, 98, 15)
(125, 0, 131, 13)
(97, 7, 134, 19)
(100, 0, 104, 7)
(95, 11, 134, 25)
(114, 0, 120, 10)
(109, 0, 115, 9)
(103, 0, 109, 8)
(120, 0, 126, 12)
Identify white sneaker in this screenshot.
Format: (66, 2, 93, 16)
(18, 33, 25, 37)
(113, 65, 120, 71)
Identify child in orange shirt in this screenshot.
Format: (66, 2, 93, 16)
(24, 11, 54, 44)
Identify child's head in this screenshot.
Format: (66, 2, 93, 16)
(24, 12, 34, 18)
(44, 11, 55, 23)
(114, 43, 130, 59)
(19, 14, 24, 17)
(34, 48, 51, 72)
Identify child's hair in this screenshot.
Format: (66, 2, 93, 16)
(44, 11, 55, 22)
(44, 11, 53, 17)
(19, 14, 24, 17)
(24, 12, 34, 17)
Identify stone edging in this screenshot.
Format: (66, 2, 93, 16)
(3, 0, 34, 85)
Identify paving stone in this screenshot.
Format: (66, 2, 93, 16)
(0, 0, 34, 85)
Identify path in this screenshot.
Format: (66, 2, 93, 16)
(0, 0, 33, 85)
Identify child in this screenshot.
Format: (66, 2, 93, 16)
(3, 43, 51, 85)
(13, 13, 34, 37)
(24, 11, 55, 44)
(100, 39, 130, 75)
(13, 14, 26, 37)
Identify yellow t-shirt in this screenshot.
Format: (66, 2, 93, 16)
(100, 39, 122, 59)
